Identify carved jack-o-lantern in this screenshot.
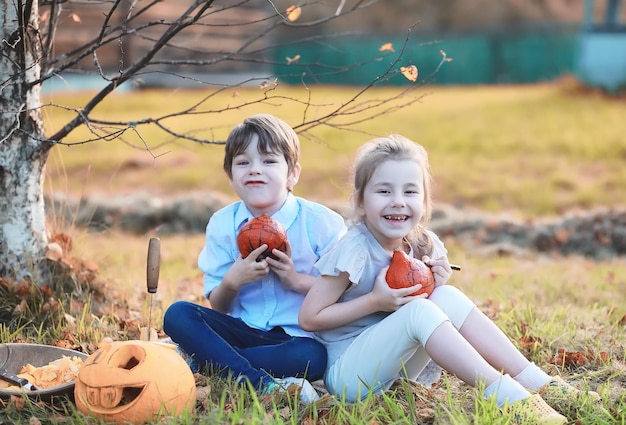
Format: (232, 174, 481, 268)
(74, 341, 196, 424)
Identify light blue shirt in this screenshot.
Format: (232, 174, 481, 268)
(198, 193, 347, 337)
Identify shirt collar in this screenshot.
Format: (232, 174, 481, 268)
(234, 193, 299, 232)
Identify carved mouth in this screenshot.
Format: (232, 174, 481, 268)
(82, 383, 147, 413)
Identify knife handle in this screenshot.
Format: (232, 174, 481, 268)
(146, 237, 160, 294)
(0, 368, 29, 387)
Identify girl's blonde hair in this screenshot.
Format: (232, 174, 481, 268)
(351, 134, 434, 255)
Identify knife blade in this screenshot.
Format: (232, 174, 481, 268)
(0, 368, 36, 391)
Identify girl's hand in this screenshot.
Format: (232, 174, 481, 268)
(422, 255, 454, 287)
(223, 244, 270, 290)
(371, 266, 427, 312)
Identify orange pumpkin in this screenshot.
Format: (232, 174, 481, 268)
(74, 341, 196, 424)
(237, 214, 287, 260)
(386, 250, 435, 297)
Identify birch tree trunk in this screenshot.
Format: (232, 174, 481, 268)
(0, 0, 52, 283)
(0, 0, 422, 287)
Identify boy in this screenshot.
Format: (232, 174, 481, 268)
(163, 114, 346, 403)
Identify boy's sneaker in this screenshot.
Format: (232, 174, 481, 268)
(174, 346, 200, 373)
(506, 394, 567, 424)
(264, 376, 320, 404)
(538, 375, 601, 404)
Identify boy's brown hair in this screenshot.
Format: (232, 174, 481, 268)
(223, 114, 300, 180)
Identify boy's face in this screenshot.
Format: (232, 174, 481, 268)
(230, 134, 300, 216)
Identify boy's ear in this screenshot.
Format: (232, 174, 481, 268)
(287, 162, 301, 190)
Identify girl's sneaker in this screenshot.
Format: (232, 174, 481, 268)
(506, 394, 567, 424)
(538, 375, 601, 404)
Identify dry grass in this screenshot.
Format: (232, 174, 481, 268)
(3, 82, 624, 423)
(43, 81, 626, 217)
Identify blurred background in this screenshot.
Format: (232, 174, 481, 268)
(44, 0, 626, 93)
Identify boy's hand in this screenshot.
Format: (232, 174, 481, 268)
(370, 266, 427, 312)
(422, 255, 453, 287)
(265, 239, 301, 291)
(223, 244, 271, 290)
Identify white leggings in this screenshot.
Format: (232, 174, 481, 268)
(325, 285, 476, 402)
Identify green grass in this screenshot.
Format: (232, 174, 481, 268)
(2, 82, 625, 423)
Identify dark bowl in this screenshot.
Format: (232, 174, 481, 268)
(0, 343, 89, 401)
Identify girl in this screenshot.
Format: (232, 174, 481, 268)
(299, 135, 598, 423)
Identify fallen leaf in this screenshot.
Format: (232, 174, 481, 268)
(286, 5, 301, 22)
(479, 299, 501, 319)
(301, 417, 316, 425)
(286, 54, 301, 64)
(518, 334, 542, 351)
(42, 298, 60, 313)
(400, 65, 418, 82)
(379, 42, 395, 52)
(40, 284, 53, 298)
(259, 79, 278, 89)
(13, 299, 27, 316)
(13, 279, 33, 297)
(70, 13, 81, 23)
(195, 386, 210, 401)
(45, 242, 63, 261)
(278, 406, 291, 420)
(64, 313, 77, 326)
(10, 395, 26, 410)
(549, 348, 589, 367)
(52, 233, 73, 253)
(29, 417, 42, 425)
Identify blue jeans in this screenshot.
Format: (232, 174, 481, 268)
(162, 300, 327, 389)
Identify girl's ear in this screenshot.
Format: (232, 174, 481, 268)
(287, 162, 301, 190)
(354, 195, 365, 218)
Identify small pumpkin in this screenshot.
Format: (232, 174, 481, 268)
(237, 214, 287, 260)
(386, 250, 435, 297)
(74, 341, 196, 424)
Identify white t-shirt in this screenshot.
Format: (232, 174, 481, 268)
(313, 222, 447, 366)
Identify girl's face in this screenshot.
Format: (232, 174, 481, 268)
(230, 134, 300, 216)
(358, 158, 425, 253)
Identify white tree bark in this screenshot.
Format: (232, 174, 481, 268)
(0, 0, 50, 282)
(0, 0, 423, 287)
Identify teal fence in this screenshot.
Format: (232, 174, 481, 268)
(272, 28, 580, 86)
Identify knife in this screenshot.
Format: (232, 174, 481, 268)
(0, 368, 36, 391)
